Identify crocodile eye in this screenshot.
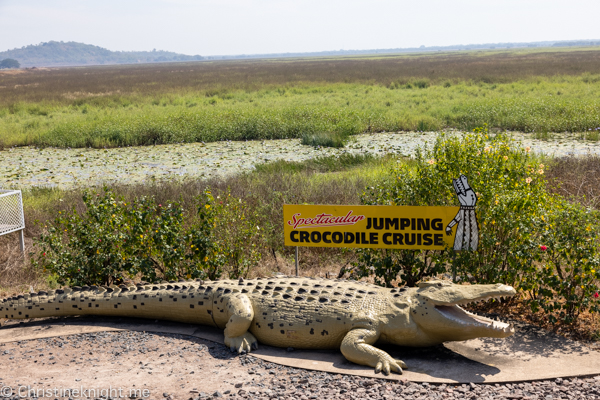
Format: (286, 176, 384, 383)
(437, 283, 443, 287)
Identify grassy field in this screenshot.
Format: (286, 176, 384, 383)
(2, 47, 600, 148)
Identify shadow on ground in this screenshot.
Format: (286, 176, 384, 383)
(1, 315, 599, 383)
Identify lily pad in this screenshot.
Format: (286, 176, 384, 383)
(0, 132, 596, 190)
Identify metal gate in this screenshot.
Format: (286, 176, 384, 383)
(0, 189, 25, 252)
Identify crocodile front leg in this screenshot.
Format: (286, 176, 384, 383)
(340, 329, 407, 375)
(223, 293, 258, 354)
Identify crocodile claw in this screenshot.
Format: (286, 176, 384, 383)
(375, 356, 407, 375)
(224, 332, 258, 354)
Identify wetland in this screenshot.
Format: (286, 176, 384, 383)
(2, 130, 600, 189)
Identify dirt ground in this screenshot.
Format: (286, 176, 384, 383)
(0, 329, 268, 399)
(1, 321, 600, 400)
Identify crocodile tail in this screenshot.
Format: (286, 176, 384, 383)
(0, 282, 217, 327)
(1, 288, 83, 320)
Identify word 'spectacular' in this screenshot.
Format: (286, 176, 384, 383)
(284, 175, 479, 251)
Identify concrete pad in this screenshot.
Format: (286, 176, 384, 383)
(0, 317, 199, 343)
(1, 317, 599, 383)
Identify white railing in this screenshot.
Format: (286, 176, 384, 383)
(0, 189, 25, 252)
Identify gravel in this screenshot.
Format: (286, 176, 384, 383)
(228, 358, 600, 400)
(0, 329, 598, 399)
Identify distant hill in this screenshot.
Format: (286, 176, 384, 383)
(0, 41, 203, 67)
(2, 39, 600, 68)
(205, 39, 600, 60)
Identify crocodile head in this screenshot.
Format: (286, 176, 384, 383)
(410, 280, 516, 343)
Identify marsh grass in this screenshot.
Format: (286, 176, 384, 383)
(253, 153, 377, 174)
(301, 131, 348, 148)
(3, 48, 600, 148)
(533, 131, 553, 141)
(578, 129, 600, 142)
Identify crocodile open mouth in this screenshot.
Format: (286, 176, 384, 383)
(435, 304, 513, 335)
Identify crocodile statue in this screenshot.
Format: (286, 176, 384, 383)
(0, 277, 516, 375)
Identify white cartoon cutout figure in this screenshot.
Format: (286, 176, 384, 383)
(445, 175, 479, 250)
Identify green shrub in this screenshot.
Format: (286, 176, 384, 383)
(351, 247, 446, 288)
(211, 189, 264, 279)
(412, 79, 430, 89)
(32, 189, 222, 286)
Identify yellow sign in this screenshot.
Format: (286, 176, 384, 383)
(284, 204, 461, 250)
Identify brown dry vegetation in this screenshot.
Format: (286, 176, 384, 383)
(3, 48, 600, 106)
(546, 154, 600, 209)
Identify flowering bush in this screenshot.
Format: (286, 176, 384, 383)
(355, 126, 600, 326)
(527, 201, 600, 324)
(355, 126, 549, 288)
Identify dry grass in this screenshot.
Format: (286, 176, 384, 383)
(0, 234, 41, 297)
(546, 154, 600, 209)
(3, 48, 600, 107)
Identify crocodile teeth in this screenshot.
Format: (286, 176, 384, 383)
(435, 304, 512, 334)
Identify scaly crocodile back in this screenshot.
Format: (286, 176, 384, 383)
(0, 277, 395, 349)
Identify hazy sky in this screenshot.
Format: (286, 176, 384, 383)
(1, 0, 599, 56)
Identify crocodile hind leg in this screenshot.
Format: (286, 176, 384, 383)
(223, 293, 258, 354)
(340, 329, 407, 375)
